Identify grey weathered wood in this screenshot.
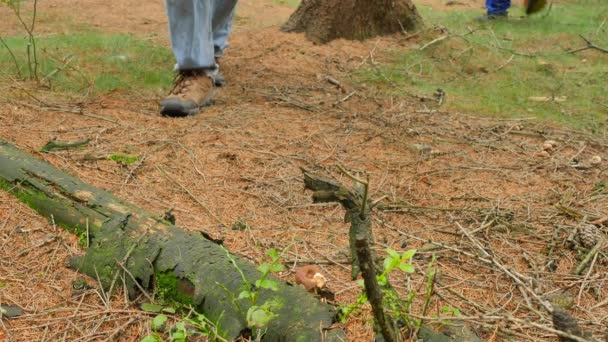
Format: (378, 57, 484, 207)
(0, 141, 345, 341)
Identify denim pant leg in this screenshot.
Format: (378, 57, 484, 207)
(165, 0, 237, 70)
(213, 6, 235, 58)
(486, 0, 511, 15)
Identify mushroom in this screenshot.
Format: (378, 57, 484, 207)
(295, 265, 327, 292)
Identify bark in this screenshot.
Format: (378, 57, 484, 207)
(303, 170, 401, 341)
(355, 236, 402, 342)
(0, 141, 345, 341)
(282, 0, 423, 44)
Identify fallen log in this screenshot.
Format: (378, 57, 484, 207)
(0, 141, 345, 341)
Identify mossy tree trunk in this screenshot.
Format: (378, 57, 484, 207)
(0, 141, 345, 341)
(282, 0, 423, 44)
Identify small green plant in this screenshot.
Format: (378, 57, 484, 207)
(231, 218, 250, 231)
(184, 312, 227, 342)
(272, 0, 300, 7)
(338, 248, 417, 324)
(0, 0, 39, 79)
(141, 314, 188, 342)
(422, 254, 437, 317)
(440, 306, 461, 317)
(224, 247, 286, 339)
(141, 314, 168, 342)
(109, 153, 139, 166)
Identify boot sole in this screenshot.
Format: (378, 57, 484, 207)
(160, 91, 216, 118)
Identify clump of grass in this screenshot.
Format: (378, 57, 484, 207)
(109, 153, 139, 166)
(0, 31, 174, 94)
(272, 0, 300, 7)
(359, 1, 608, 133)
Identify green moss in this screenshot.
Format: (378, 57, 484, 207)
(154, 270, 195, 306)
(0, 178, 87, 237)
(109, 153, 139, 165)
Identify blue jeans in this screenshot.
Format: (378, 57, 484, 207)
(486, 0, 510, 15)
(165, 0, 237, 71)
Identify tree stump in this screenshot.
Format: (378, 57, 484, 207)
(282, 0, 423, 44)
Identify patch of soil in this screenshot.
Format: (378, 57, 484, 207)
(1, 1, 608, 341)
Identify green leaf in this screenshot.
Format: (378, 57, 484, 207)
(141, 335, 160, 342)
(398, 263, 415, 273)
(267, 248, 279, 260)
(257, 263, 272, 274)
(383, 257, 395, 271)
(170, 325, 187, 342)
(151, 314, 168, 331)
(441, 306, 461, 316)
(386, 248, 400, 259)
(238, 290, 252, 300)
(140, 303, 164, 313)
(270, 263, 285, 272)
(247, 307, 275, 328)
(400, 249, 417, 260)
(162, 307, 176, 314)
(256, 279, 279, 291)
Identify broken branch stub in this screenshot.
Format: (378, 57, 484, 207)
(303, 170, 374, 279)
(303, 170, 402, 341)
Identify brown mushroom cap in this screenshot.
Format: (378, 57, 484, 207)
(295, 265, 325, 291)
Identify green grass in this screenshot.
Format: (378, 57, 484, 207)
(109, 153, 140, 166)
(272, 0, 300, 7)
(0, 31, 174, 94)
(359, 1, 608, 132)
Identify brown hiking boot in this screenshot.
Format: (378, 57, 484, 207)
(160, 70, 216, 117)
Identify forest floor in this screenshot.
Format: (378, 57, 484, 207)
(0, 0, 607, 341)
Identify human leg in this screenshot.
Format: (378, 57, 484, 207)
(165, 0, 216, 71)
(212, 2, 236, 58)
(161, 0, 237, 117)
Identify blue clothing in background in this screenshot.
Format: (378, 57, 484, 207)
(486, 0, 511, 15)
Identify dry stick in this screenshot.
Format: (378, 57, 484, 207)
(591, 294, 608, 310)
(30, 0, 39, 78)
(11, 99, 119, 125)
(115, 260, 154, 303)
(156, 165, 227, 227)
(576, 252, 599, 305)
(454, 223, 553, 313)
(405, 314, 591, 342)
(107, 234, 146, 300)
(107, 317, 138, 341)
(333, 91, 356, 107)
(419, 35, 449, 50)
(573, 239, 605, 276)
(568, 35, 608, 54)
(378, 219, 492, 264)
(590, 216, 608, 225)
(124, 153, 147, 185)
(303, 170, 400, 341)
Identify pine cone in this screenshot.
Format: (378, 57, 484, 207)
(577, 223, 601, 249)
